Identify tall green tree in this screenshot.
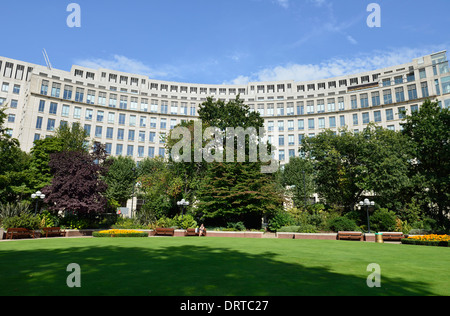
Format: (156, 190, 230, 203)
(103, 156, 137, 207)
(195, 96, 283, 228)
(302, 124, 413, 212)
(401, 99, 450, 226)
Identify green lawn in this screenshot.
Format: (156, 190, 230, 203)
(0, 237, 448, 296)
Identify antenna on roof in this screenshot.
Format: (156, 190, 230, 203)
(42, 49, 52, 70)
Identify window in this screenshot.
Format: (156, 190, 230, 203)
(63, 85, 73, 100)
(47, 118, 56, 131)
(287, 120, 294, 131)
(160, 118, 167, 129)
(421, 82, 429, 98)
(149, 132, 156, 143)
(278, 135, 284, 146)
(360, 94, 369, 108)
(38, 100, 45, 112)
(161, 101, 168, 114)
(407, 85, 418, 100)
(87, 90, 95, 104)
(40, 81, 48, 95)
(105, 143, 112, 155)
(10, 100, 18, 108)
(362, 112, 370, 124)
(307, 101, 314, 114)
(442, 76, 450, 94)
(138, 146, 144, 158)
(318, 118, 325, 129)
(116, 144, 123, 156)
(289, 149, 296, 158)
(108, 112, 115, 124)
(340, 115, 345, 127)
(8, 114, 15, 123)
(109, 94, 117, 108)
(398, 107, 406, 119)
(386, 109, 394, 121)
(129, 115, 136, 127)
(98, 92, 106, 106)
(317, 100, 325, 113)
(327, 99, 335, 112)
(383, 90, 393, 104)
(351, 95, 357, 109)
(141, 99, 149, 112)
(120, 96, 128, 110)
(329, 116, 336, 128)
(279, 150, 285, 161)
(117, 129, 124, 140)
(298, 119, 304, 130)
(49, 102, 58, 115)
(158, 148, 165, 157)
(140, 116, 147, 128)
(62, 105, 70, 117)
(106, 127, 113, 139)
(36, 117, 43, 129)
(148, 147, 155, 158)
(95, 126, 102, 138)
(139, 131, 145, 142)
(127, 145, 134, 157)
(277, 104, 284, 116)
(308, 118, 315, 130)
(411, 104, 419, 113)
(13, 85, 20, 94)
(130, 97, 138, 110)
(85, 109, 93, 120)
(171, 102, 178, 115)
(119, 114, 126, 125)
(278, 121, 284, 132)
(394, 76, 403, 85)
(74, 107, 81, 119)
(2, 82, 9, 92)
(419, 68, 426, 79)
(374, 111, 382, 122)
(81, 125, 90, 138)
(371, 92, 380, 106)
(353, 114, 358, 125)
(75, 88, 84, 102)
(97, 111, 104, 122)
(128, 130, 135, 141)
(395, 87, 405, 102)
(51, 83, 61, 98)
(267, 121, 274, 132)
(288, 135, 295, 146)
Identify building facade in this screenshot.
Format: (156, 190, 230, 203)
(1, 51, 450, 166)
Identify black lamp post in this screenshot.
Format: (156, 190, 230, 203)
(31, 191, 45, 215)
(359, 198, 375, 233)
(177, 199, 190, 217)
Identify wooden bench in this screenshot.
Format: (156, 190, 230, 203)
(42, 227, 66, 238)
(185, 228, 207, 236)
(380, 232, 404, 242)
(6, 228, 37, 240)
(155, 228, 175, 236)
(337, 231, 363, 241)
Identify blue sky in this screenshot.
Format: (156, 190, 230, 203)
(1, 0, 449, 84)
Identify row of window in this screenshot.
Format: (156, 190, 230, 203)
(265, 105, 416, 132)
(1, 82, 21, 94)
(38, 100, 186, 129)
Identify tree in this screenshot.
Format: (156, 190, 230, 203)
(302, 124, 413, 212)
(54, 123, 90, 152)
(195, 96, 284, 228)
(42, 144, 109, 215)
(279, 157, 315, 209)
(103, 156, 137, 207)
(401, 99, 450, 226)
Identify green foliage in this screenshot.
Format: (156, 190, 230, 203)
(38, 210, 60, 228)
(175, 214, 198, 230)
(92, 231, 148, 238)
(279, 157, 315, 208)
(2, 212, 41, 230)
(268, 211, 296, 232)
(278, 224, 318, 233)
(370, 208, 398, 232)
(112, 217, 148, 230)
(104, 156, 137, 206)
(0, 201, 30, 223)
(401, 239, 450, 247)
(226, 221, 246, 231)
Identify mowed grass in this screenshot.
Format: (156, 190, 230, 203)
(0, 237, 448, 296)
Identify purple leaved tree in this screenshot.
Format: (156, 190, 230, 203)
(43, 144, 110, 215)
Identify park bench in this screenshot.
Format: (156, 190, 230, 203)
(155, 228, 175, 236)
(337, 231, 363, 241)
(185, 228, 207, 236)
(380, 232, 404, 242)
(6, 228, 37, 240)
(42, 227, 66, 238)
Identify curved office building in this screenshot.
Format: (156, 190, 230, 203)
(1, 51, 450, 165)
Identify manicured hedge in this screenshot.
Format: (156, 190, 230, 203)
(401, 239, 450, 247)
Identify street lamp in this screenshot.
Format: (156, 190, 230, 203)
(177, 199, 190, 217)
(31, 191, 45, 215)
(359, 198, 375, 233)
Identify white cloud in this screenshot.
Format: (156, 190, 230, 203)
(225, 46, 447, 84)
(74, 55, 178, 79)
(275, 0, 289, 9)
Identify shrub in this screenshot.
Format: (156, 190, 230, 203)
(175, 214, 198, 230)
(278, 224, 318, 233)
(226, 221, 246, 231)
(402, 235, 450, 247)
(327, 217, 359, 232)
(38, 210, 60, 228)
(0, 202, 31, 225)
(2, 212, 41, 230)
(370, 208, 397, 232)
(268, 211, 295, 232)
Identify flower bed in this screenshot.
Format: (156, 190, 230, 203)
(401, 234, 450, 247)
(92, 229, 148, 238)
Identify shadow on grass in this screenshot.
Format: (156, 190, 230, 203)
(0, 242, 435, 296)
